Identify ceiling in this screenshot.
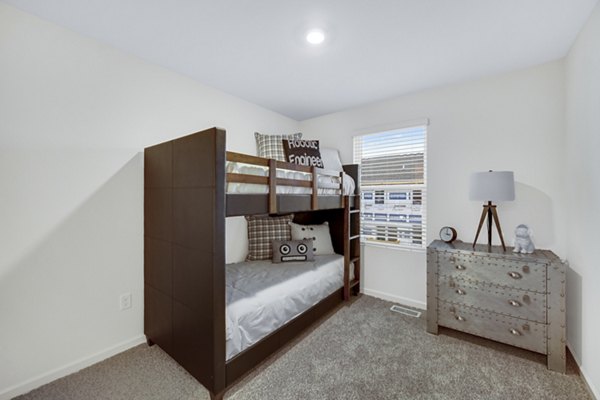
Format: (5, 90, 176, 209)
(3, 0, 598, 120)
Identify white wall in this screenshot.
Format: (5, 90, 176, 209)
(301, 61, 567, 309)
(565, 2, 600, 397)
(0, 4, 299, 398)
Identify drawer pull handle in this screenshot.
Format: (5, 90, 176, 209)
(455, 315, 466, 322)
(509, 328, 521, 336)
(508, 300, 521, 307)
(456, 289, 466, 295)
(507, 271, 522, 279)
(455, 265, 466, 271)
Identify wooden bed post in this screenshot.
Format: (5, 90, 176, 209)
(268, 158, 277, 214)
(311, 166, 318, 210)
(343, 195, 351, 300)
(339, 172, 345, 208)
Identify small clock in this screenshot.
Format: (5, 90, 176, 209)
(439, 226, 457, 243)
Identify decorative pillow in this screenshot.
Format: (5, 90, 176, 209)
(272, 239, 315, 263)
(320, 147, 344, 172)
(254, 132, 302, 161)
(289, 221, 335, 255)
(246, 214, 294, 261)
(282, 139, 324, 168)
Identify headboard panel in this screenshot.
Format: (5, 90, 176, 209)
(144, 127, 227, 395)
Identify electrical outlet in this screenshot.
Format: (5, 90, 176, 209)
(119, 293, 132, 311)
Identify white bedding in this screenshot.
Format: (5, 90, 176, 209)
(225, 255, 350, 360)
(226, 161, 356, 195)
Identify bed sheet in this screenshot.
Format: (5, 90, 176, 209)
(225, 254, 350, 360)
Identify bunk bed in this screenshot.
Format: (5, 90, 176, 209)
(144, 127, 361, 399)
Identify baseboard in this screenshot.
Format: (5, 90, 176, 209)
(0, 335, 146, 400)
(567, 343, 599, 400)
(363, 288, 426, 310)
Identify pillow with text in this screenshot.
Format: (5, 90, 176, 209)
(282, 139, 324, 168)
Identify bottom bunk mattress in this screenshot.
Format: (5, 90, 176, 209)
(225, 254, 349, 361)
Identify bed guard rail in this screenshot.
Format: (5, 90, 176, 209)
(226, 151, 344, 214)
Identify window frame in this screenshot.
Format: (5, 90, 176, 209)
(353, 123, 428, 252)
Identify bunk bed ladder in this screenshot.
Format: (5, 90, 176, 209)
(343, 195, 361, 300)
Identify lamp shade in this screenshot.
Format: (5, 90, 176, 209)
(469, 171, 515, 202)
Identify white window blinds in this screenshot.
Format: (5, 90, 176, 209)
(353, 125, 427, 250)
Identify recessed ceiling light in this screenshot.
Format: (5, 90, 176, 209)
(306, 29, 325, 45)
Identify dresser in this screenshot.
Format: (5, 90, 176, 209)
(426, 240, 566, 373)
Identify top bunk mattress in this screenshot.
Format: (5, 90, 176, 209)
(226, 161, 356, 195)
(225, 254, 349, 361)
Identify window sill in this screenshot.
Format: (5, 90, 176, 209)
(362, 241, 426, 253)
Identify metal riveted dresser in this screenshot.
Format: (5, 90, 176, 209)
(426, 240, 566, 373)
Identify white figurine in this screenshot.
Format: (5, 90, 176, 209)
(513, 224, 535, 254)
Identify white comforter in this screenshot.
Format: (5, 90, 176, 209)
(226, 161, 356, 195)
(225, 255, 347, 360)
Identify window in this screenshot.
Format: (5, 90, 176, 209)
(353, 124, 427, 250)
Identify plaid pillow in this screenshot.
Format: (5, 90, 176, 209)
(246, 214, 294, 261)
(254, 132, 302, 161)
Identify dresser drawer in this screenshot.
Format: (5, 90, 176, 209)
(438, 302, 547, 354)
(438, 277, 546, 323)
(437, 252, 547, 293)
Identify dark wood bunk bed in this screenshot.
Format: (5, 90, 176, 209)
(144, 127, 361, 399)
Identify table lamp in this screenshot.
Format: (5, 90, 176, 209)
(469, 170, 515, 251)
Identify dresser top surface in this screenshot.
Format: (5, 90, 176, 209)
(428, 240, 561, 263)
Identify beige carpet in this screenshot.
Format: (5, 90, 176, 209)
(16, 296, 590, 400)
